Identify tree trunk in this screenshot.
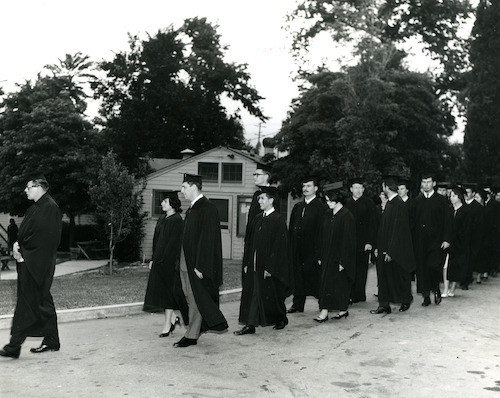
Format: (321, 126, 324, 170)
(68, 213, 76, 249)
(109, 223, 114, 275)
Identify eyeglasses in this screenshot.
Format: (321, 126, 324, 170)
(25, 185, 40, 190)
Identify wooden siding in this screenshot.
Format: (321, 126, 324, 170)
(141, 147, 260, 261)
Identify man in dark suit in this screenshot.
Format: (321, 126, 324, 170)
(287, 177, 327, 313)
(344, 177, 377, 303)
(174, 174, 228, 348)
(412, 172, 452, 306)
(0, 177, 62, 359)
(245, 162, 273, 239)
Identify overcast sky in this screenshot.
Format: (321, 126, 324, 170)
(1, 0, 470, 146)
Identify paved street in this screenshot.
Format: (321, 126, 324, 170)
(1, 266, 499, 398)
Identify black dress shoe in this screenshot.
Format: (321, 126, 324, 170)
(0, 347, 20, 359)
(273, 318, 288, 330)
(370, 306, 391, 314)
(30, 344, 60, 353)
(421, 297, 431, 306)
(399, 303, 411, 312)
(233, 325, 256, 335)
(434, 290, 442, 305)
(332, 311, 349, 320)
(313, 315, 328, 323)
(173, 337, 197, 348)
(287, 307, 302, 314)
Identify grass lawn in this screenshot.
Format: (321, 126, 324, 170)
(0, 260, 242, 316)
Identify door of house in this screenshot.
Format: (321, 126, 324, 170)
(208, 196, 232, 259)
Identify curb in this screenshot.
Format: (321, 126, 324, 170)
(0, 288, 242, 330)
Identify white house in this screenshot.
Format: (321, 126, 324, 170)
(140, 146, 292, 260)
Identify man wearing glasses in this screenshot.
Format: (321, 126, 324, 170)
(0, 177, 62, 359)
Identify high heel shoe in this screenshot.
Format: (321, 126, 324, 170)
(159, 325, 172, 338)
(170, 316, 180, 334)
(332, 311, 349, 320)
(314, 315, 328, 323)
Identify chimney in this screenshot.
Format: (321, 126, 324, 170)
(180, 148, 196, 160)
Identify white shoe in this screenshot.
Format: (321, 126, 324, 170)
(448, 291, 455, 297)
(441, 292, 448, 298)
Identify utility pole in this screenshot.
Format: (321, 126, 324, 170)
(255, 122, 262, 155)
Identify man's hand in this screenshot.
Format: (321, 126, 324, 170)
(364, 244, 373, 251)
(243, 266, 248, 273)
(12, 242, 24, 262)
(384, 253, 392, 262)
(194, 268, 203, 279)
(374, 249, 378, 257)
(264, 270, 271, 278)
(339, 264, 344, 272)
(148, 261, 153, 270)
(441, 241, 450, 250)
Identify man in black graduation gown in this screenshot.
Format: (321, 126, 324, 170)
(344, 177, 377, 303)
(288, 177, 326, 313)
(412, 172, 452, 306)
(463, 183, 485, 287)
(174, 174, 228, 348)
(235, 186, 292, 335)
(371, 176, 416, 314)
(245, 162, 273, 239)
(0, 177, 62, 359)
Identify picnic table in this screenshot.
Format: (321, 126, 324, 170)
(75, 241, 108, 260)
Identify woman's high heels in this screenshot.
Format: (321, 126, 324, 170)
(159, 325, 172, 338)
(170, 316, 180, 333)
(314, 315, 329, 323)
(333, 311, 349, 320)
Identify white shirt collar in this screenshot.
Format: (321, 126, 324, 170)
(424, 190, 435, 198)
(264, 208, 275, 217)
(401, 195, 409, 202)
(304, 195, 316, 204)
(387, 192, 398, 201)
(191, 194, 204, 206)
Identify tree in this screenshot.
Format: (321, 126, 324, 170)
(0, 73, 101, 246)
(273, 50, 455, 197)
(286, 0, 473, 89)
(89, 151, 143, 274)
(463, 0, 500, 184)
(94, 17, 266, 172)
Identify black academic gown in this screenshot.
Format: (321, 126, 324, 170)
(412, 191, 452, 293)
(182, 196, 227, 332)
(376, 195, 415, 305)
(11, 193, 62, 341)
(143, 213, 189, 324)
(239, 210, 292, 327)
(447, 205, 471, 283)
(318, 206, 356, 311)
(483, 200, 500, 274)
(344, 195, 377, 301)
(466, 200, 486, 275)
(289, 197, 327, 305)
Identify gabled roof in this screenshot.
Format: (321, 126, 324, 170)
(144, 146, 261, 181)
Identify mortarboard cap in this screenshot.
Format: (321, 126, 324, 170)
(255, 162, 273, 174)
(258, 186, 279, 199)
(323, 181, 343, 192)
(183, 173, 202, 185)
(347, 176, 365, 187)
(160, 190, 180, 201)
(450, 185, 466, 197)
(460, 182, 478, 191)
(436, 181, 452, 189)
(301, 175, 320, 185)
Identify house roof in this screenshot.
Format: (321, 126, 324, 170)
(144, 146, 262, 182)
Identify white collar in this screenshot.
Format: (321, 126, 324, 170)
(465, 198, 474, 205)
(401, 195, 409, 202)
(304, 195, 316, 204)
(264, 208, 275, 217)
(424, 190, 435, 198)
(191, 194, 204, 206)
(387, 192, 398, 201)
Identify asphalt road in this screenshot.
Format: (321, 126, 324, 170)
(1, 265, 499, 398)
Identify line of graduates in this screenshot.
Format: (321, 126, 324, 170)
(234, 167, 500, 336)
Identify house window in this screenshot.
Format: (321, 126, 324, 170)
(237, 195, 253, 237)
(152, 190, 181, 217)
(222, 163, 243, 183)
(198, 162, 219, 182)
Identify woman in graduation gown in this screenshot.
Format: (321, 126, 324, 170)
(445, 186, 471, 297)
(143, 191, 188, 337)
(316, 186, 356, 322)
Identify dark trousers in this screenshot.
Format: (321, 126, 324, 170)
(351, 250, 369, 302)
(377, 260, 413, 306)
